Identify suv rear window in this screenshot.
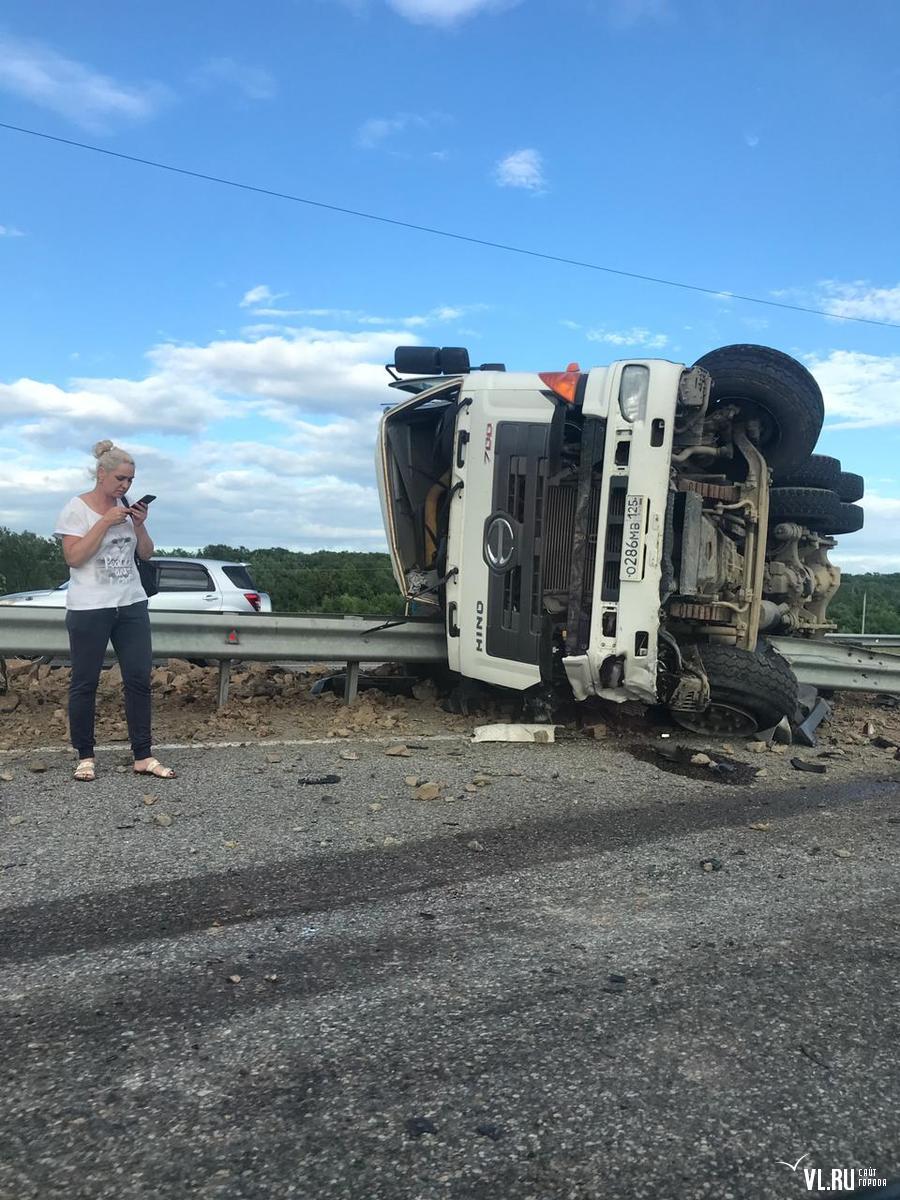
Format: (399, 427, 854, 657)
(157, 563, 214, 592)
(222, 564, 257, 589)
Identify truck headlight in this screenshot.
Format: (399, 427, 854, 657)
(618, 365, 649, 422)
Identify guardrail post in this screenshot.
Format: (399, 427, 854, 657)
(344, 660, 359, 705)
(217, 660, 231, 711)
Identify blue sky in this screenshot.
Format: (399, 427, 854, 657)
(1, 0, 899, 570)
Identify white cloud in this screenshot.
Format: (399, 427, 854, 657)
(817, 280, 900, 324)
(0, 325, 420, 549)
(807, 350, 900, 429)
(494, 148, 546, 192)
(0, 33, 169, 131)
(358, 112, 428, 148)
(586, 326, 669, 350)
(830, 493, 900, 574)
(189, 57, 276, 101)
(240, 284, 286, 308)
(744, 133, 760, 148)
(0, 224, 25, 238)
(385, 0, 519, 26)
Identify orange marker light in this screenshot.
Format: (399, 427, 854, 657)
(538, 367, 583, 404)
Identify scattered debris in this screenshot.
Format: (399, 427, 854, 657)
(367, 802, 383, 813)
(413, 782, 441, 801)
(27, 761, 48, 773)
(404, 775, 419, 787)
(832, 849, 853, 859)
(152, 812, 173, 827)
(748, 822, 772, 831)
(141, 793, 158, 806)
(472, 723, 557, 743)
(227, 974, 242, 984)
(405, 1117, 437, 1138)
(467, 839, 485, 851)
(297, 774, 341, 786)
(799, 1044, 832, 1070)
(385, 744, 412, 757)
(863, 721, 876, 737)
(870, 736, 897, 750)
(790, 758, 827, 774)
(747, 741, 768, 754)
(603, 973, 627, 994)
(475, 1123, 504, 1141)
(700, 858, 723, 872)
(690, 752, 712, 766)
(0, 770, 13, 782)
(8, 815, 25, 827)
(383, 835, 402, 847)
(339, 749, 359, 761)
(794, 697, 833, 748)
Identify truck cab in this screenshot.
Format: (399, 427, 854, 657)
(377, 344, 860, 736)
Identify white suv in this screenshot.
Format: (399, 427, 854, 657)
(0, 557, 273, 613)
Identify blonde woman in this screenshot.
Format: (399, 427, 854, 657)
(54, 440, 175, 782)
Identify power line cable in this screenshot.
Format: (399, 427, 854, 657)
(2, 120, 898, 331)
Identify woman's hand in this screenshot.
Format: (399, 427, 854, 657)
(102, 506, 131, 527)
(128, 502, 149, 527)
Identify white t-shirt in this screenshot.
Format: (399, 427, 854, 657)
(54, 497, 147, 610)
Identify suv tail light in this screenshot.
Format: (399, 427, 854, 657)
(244, 592, 261, 612)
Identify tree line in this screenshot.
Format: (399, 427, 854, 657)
(0, 527, 404, 615)
(1, 525, 898, 628)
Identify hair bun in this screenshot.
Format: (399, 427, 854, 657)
(92, 439, 114, 458)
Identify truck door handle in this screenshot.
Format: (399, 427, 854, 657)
(456, 430, 470, 469)
(447, 602, 460, 638)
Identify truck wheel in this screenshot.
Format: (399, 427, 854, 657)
(825, 502, 865, 535)
(775, 453, 841, 490)
(693, 344, 824, 475)
(836, 471, 864, 502)
(672, 642, 799, 737)
(768, 486, 841, 531)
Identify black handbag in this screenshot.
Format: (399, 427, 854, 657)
(135, 552, 160, 598)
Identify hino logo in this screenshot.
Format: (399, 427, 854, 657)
(485, 515, 515, 570)
(483, 422, 494, 464)
(475, 599, 484, 652)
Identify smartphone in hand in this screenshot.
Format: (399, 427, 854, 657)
(134, 494, 156, 506)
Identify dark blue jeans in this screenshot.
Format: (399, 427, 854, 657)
(66, 601, 153, 760)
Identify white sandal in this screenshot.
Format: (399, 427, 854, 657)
(74, 758, 96, 782)
(133, 757, 176, 779)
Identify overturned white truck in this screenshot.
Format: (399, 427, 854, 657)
(376, 344, 865, 736)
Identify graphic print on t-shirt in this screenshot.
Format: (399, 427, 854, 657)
(97, 536, 134, 585)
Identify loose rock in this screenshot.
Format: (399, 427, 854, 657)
(413, 782, 441, 801)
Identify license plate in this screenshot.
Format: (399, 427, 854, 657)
(619, 494, 646, 582)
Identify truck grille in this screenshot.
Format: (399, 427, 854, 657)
(486, 419, 611, 666)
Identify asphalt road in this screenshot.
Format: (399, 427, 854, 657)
(1, 732, 898, 1200)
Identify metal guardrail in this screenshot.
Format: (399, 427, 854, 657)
(0, 607, 447, 706)
(2, 606, 898, 707)
(824, 633, 900, 647)
(771, 636, 900, 694)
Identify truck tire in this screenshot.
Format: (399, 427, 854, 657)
(825, 502, 865, 535)
(775, 454, 841, 490)
(769, 486, 841, 531)
(693, 344, 824, 476)
(836, 471, 864, 502)
(672, 642, 799, 737)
